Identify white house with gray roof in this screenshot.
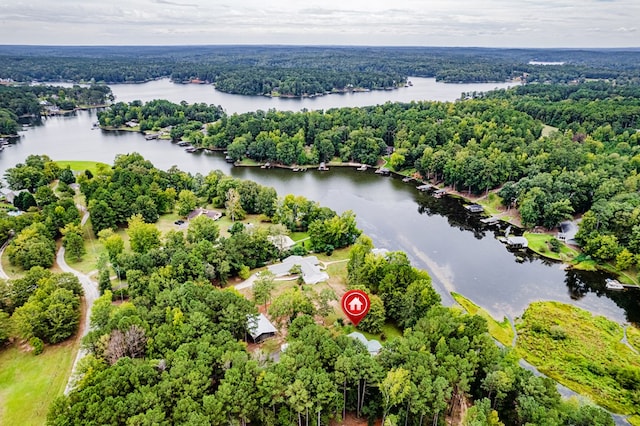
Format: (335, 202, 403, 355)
(267, 255, 329, 285)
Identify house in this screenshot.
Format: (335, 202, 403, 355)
(557, 220, 578, 245)
(347, 332, 382, 356)
(247, 313, 277, 343)
(268, 235, 296, 252)
(0, 188, 27, 204)
(186, 208, 222, 221)
(267, 255, 329, 284)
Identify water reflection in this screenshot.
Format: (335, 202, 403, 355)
(2, 99, 638, 325)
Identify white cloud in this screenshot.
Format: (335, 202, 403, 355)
(0, 0, 638, 46)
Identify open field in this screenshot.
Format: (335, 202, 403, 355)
(54, 160, 110, 175)
(0, 340, 78, 426)
(515, 301, 640, 415)
(451, 292, 514, 347)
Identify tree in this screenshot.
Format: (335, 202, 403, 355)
(98, 229, 124, 264)
(59, 167, 76, 184)
(0, 310, 11, 345)
(35, 185, 58, 207)
(88, 199, 116, 233)
(132, 194, 159, 223)
(177, 189, 198, 217)
(127, 214, 160, 254)
(186, 214, 220, 244)
(6, 223, 56, 269)
(253, 271, 276, 309)
(62, 223, 86, 262)
(268, 287, 315, 328)
(226, 188, 246, 222)
(13, 191, 37, 211)
(98, 268, 112, 294)
(464, 398, 504, 426)
(380, 367, 411, 426)
(357, 294, 385, 334)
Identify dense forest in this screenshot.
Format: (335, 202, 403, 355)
(1, 45, 640, 96)
(0, 155, 602, 426)
(96, 79, 640, 279)
(0, 84, 112, 135)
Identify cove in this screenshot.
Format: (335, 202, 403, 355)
(1, 77, 638, 325)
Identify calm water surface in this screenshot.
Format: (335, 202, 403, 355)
(109, 77, 516, 114)
(2, 79, 638, 324)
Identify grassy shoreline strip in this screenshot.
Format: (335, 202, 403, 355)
(55, 160, 109, 175)
(523, 232, 579, 262)
(515, 301, 640, 415)
(451, 292, 514, 347)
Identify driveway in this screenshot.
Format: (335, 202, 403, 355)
(57, 246, 100, 394)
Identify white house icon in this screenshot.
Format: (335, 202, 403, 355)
(348, 296, 363, 312)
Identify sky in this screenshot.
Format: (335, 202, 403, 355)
(0, 0, 638, 48)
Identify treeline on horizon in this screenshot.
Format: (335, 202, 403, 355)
(1, 45, 640, 96)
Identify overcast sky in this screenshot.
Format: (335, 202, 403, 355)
(0, 0, 638, 47)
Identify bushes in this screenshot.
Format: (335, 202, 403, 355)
(30, 337, 44, 355)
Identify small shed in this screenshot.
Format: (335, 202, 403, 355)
(464, 204, 484, 213)
(506, 236, 528, 249)
(247, 313, 277, 343)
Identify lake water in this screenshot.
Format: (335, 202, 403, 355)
(109, 77, 516, 114)
(2, 78, 638, 325)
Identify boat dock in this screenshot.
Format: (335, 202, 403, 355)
(605, 278, 635, 290)
(416, 184, 433, 191)
(480, 216, 500, 225)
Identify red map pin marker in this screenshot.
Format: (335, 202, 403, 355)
(341, 289, 371, 326)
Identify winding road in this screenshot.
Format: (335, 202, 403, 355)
(58, 215, 100, 394)
(0, 239, 10, 279)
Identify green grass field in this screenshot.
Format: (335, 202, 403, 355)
(524, 232, 579, 262)
(355, 322, 403, 343)
(0, 341, 78, 425)
(451, 292, 514, 347)
(515, 301, 640, 415)
(476, 192, 504, 216)
(54, 160, 110, 175)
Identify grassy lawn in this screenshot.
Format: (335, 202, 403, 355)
(354, 321, 403, 342)
(451, 292, 514, 347)
(1, 249, 24, 280)
(476, 192, 503, 216)
(626, 325, 640, 353)
(235, 158, 261, 166)
(54, 160, 109, 175)
(0, 341, 78, 426)
(515, 301, 640, 415)
(524, 232, 579, 262)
